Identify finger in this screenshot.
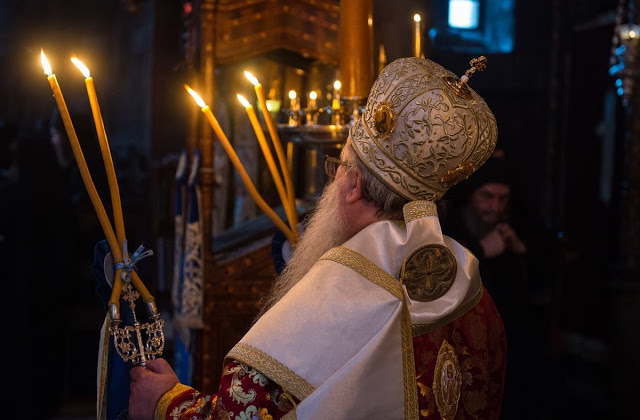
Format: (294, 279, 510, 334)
(145, 358, 173, 374)
(130, 366, 146, 381)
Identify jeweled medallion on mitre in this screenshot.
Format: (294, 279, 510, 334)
(372, 101, 397, 139)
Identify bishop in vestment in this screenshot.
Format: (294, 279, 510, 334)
(130, 56, 507, 420)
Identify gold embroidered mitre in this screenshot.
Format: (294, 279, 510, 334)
(349, 56, 498, 201)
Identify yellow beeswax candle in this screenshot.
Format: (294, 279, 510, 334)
(244, 71, 298, 232)
(41, 51, 127, 306)
(185, 85, 297, 245)
(413, 14, 422, 58)
(70, 57, 152, 306)
(238, 94, 298, 243)
(332, 80, 341, 110)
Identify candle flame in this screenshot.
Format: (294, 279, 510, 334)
(40, 50, 52, 76)
(309, 91, 318, 100)
(414, 14, 421, 22)
(184, 84, 207, 108)
(244, 70, 260, 86)
(237, 94, 251, 108)
(71, 57, 91, 78)
(288, 90, 297, 100)
(333, 80, 341, 91)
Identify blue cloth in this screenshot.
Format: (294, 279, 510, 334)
(173, 149, 203, 385)
(92, 239, 133, 420)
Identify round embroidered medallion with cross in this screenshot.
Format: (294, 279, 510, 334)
(400, 244, 457, 302)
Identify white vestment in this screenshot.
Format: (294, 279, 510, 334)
(225, 201, 482, 419)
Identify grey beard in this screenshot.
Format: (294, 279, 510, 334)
(257, 180, 348, 318)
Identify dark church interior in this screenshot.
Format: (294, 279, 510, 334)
(1, 0, 638, 419)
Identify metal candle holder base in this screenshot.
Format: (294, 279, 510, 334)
(109, 283, 165, 366)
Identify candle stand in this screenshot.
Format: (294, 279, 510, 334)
(278, 97, 366, 202)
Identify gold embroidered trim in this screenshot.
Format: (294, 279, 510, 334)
(412, 285, 483, 337)
(155, 383, 193, 420)
(389, 219, 407, 229)
(432, 339, 462, 420)
(403, 201, 438, 222)
(226, 343, 315, 402)
(320, 247, 403, 300)
(98, 317, 110, 420)
(282, 409, 297, 420)
(401, 302, 420, 420)
(322, 246, 418, 420)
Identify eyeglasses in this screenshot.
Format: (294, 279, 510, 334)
(324, 155, 352, 178)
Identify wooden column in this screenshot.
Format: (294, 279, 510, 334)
(339, 0, 373, 98)
(192, 0, 217, 393)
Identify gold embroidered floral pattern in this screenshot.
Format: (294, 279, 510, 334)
(258, 407, 273, 420)
(227, 364, 258, 405)
(157, 383, 192, 419)
(412, 289, 506, 420)
(160, 360, 294, 420)
(226, 343, 315, 402)
(349, 57, 497, 201)
(432, 339, 462, 420)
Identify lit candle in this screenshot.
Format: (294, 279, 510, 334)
(332, 80, 341, 110)
(41, 51, 139, 307)
(71, 58, 126, 242)
(244, 71, 298, 233)
(70, 56, 153, 306)
(288, 90, 298, 111)
(184, 85, 296, 245)
(413, 14, 422, 58)
(308, 90, 318, 109)
(237, 93, 298, 242)
(378, 44, 387, 75)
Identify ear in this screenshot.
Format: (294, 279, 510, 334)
(343, 169, 362, 204)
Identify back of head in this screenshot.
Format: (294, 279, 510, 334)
(349, 56, 498, 203)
